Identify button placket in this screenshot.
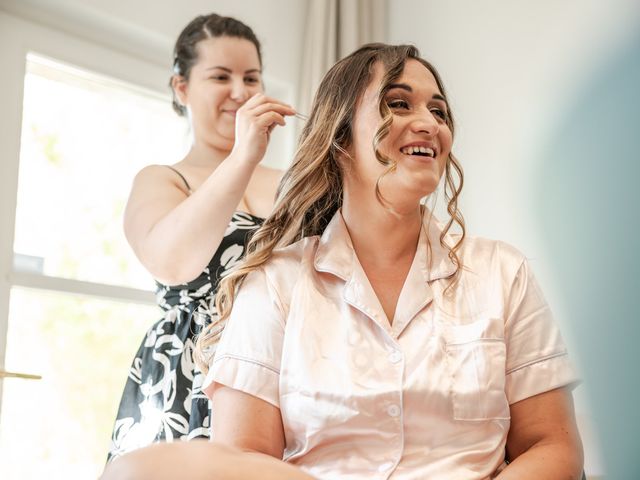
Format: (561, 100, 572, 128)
(376, 341, 403, 477)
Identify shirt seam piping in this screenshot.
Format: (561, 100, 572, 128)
(214, 353, 280, 375)
(506, 350, 568, 375)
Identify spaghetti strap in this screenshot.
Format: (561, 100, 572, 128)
(165, 165, 193, 194)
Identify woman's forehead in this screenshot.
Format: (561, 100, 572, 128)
(193, 36, 261, 69)
(397, 59, 438, 87)
(364, 59, 441, 100)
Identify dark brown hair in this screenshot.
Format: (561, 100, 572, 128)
(170, 14, 262, 115)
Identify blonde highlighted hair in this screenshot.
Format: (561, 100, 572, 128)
(195, 43, 465, 372)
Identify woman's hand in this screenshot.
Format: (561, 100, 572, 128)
(231, 93, 295, 165)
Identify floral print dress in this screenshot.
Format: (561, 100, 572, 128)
(107, 211, 262, 460)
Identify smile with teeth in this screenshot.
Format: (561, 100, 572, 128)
(400, 146, 436, 157)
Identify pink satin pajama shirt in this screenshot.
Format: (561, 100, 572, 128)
(203, 210, 578, 479)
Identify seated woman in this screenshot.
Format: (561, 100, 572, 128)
(102, 43, 583, 480)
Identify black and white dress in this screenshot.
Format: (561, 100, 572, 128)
(107, 170, 263, 460)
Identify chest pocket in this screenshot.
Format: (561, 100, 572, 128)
(443, 319, 510, 421)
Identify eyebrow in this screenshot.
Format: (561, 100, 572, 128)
(205, 66, 262, 74)
(388, 83, 447, 103)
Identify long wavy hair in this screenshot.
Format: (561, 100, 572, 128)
(195, 43, 465, 372)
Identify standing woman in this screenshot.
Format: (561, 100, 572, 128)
(107, 13, 294, 460)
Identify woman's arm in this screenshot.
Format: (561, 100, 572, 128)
(124, 94, 293, 285)
(211, 383, 286, 458)
(124, 157, 256, 285)
(496, 386, 583, 479)
(100, 440, 315, 480)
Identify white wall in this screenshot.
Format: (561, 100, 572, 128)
(389, 1, 640, 476)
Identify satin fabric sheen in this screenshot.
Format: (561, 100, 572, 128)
(204, 209, 578, 479)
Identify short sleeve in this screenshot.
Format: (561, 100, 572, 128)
(202, 267, 285, 409)
(504, 259, 579, 404)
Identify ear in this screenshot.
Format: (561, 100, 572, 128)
(171, 75, 188, 107)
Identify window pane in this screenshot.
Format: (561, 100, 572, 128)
(13, 53, 188, 289)
(0, 288, 158, 479)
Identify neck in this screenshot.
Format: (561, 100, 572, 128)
(342, 193, 423, 265)
(182, 138, 230, 170)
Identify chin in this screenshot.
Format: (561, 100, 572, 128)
(407, 179, 439, 199)
(210, 132, 235, 151)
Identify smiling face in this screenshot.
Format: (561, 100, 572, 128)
(347, 59, 453, 212)
(173, 36, 263, 152)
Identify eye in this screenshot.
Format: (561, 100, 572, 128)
(430, 107, 449, 121)
(387, 98, 410, 110)
(244, 76, 261, 85)
(209, 74, 229, 82)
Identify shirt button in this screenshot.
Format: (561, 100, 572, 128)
(387, 404, 401, 417)
(378, 461, 394, 473)
(388, 350, 402, 364)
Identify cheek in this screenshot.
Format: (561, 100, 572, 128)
(382, 122, 405, 154)
(211, 88, 229, 105)
(190, 91, 218, 118)
(440, 128, 453, 155)
(197, 82, 230, 104)
(438, 157, 448, 178)
(361, 119, 396, 161)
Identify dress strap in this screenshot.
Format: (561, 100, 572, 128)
(165, 165, 193, 194)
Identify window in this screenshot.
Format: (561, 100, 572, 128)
(0, 49, 187, 479)
(13, 53, 187, 289)
(0, 288, 157, 478)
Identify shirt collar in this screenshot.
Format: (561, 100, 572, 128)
(313, 208, 458, 283)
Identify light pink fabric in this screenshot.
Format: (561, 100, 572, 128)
(203, 209, 578, 480)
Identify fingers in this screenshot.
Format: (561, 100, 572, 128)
(240, 93, 296, 118)
(236, 94, 292, 136)
(250, 102, 296, 118)
(230, 94, 294, 164)
(260, 111, 287, 128)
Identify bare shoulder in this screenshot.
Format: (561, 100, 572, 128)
(125, 164, 189, 230)
(124, 164, 191, 251)
(131, 164, 190, 197)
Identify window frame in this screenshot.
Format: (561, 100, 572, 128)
(0, 10, 171, 411)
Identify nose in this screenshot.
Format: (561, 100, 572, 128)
(410, 109, 440, 136)
(230, 79, 250, 103)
